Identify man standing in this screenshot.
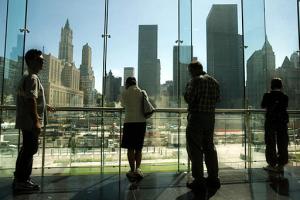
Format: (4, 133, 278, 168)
(13, 49, 54, 192)
(261, 78, 289, 173)
(184, 61, 220, 195)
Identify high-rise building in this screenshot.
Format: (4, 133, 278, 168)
(80, 43, 95, 106)
(0, 56, 21, 104)
(290, 52, 300, 68)
(246, 39, 275, 108)
(105, 70, 121, 103)
(173, 45, 192, 104)
(10, 34, 23, 60)
(123, 67, 135, 85)
(40, 53, 84, 107)
(59, 19, 73, 63)
(206, 4, 243, 108)
(276, 52, 300, 109)
(138, 25, 160, 97)
(39, 20, 84, 107)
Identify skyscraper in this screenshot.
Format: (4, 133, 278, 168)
(173, 45, 192, 104)
(38, 20, 84, 107)
(10, 34, 23, 60)
(106, 70, 121, 103)
(138, 25, 160, 97)
(246, 39, 275, 108)
(80, 43, 95, 106)
(123, 67, 135, 85)
(276, 52, 300, 109)
(59, 19, 73, 63)
(206, 4, 243, 108)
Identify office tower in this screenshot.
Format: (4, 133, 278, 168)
(106, 70, 121, 103)
(80, 43, 95, 106)
(59, 19, 73, 63)
(38, 20, 84, 107)
(123, 67, 135, 85)
(207, 4, 243, 108)
(40, 53, 84, 107)
(276, 52, 300, 109)
(173, 45, 192, 104)
(246, 39, 275, 108)
(290, 51, 300, 68)
(0, 57, 21, 104)
(138, 25, 160, 97)
(10, 34, 23, 60)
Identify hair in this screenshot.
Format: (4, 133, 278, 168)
(271, 78, 283, 90)
(125, 77, 136, 89)
(25, 49, 43, 68)
(188, 61, 204, 77)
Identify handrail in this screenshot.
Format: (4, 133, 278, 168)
(1, 105, 300, 114)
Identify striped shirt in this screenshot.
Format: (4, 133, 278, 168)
(184, 74, 220, 113)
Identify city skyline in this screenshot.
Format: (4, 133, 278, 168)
(0, 0, 298, 92)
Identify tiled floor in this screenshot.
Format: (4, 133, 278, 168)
(0, 167, 299, 200)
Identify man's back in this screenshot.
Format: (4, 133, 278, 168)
(261, 91, 288, 123)
(184, 74, 220, 113)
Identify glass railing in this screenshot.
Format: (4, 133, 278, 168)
(0, 106, 299, 177)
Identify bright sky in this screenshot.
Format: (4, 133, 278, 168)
(0, 0, 298, 92)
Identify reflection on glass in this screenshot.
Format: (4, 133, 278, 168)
(0, 0, 7, 57)
(26, 0, 102, 108)
(265, 0, 299, 110)
(1, 0, 26, 105)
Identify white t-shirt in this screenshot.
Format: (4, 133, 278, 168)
(15, 74, 46, 131)
(121, 85, 147, 123)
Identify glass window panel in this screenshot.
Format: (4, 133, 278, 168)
(0, 0, 6, 58)
(265, 0, 299, 110)
(26, 0, 103, 108)
(192, 0, 244, 171)
(26, 0, 104, 175)
(0, 0, 26, 175)
(193, 0, 244, 109)
(244, 0, 266, 109)
(2, 0, 26, 106)
(107, 0, 177, 108)
(107, 0, 178, 173)
(0, 0, 7, 104)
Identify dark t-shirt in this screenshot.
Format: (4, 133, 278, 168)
(261, 90, 289, 123)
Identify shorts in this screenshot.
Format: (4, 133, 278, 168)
(121, 122, 146, 150)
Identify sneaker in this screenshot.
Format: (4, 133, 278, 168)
(126, 171, 136, 180)
(263, 165, 277, 172)
(13, 180, 40, 192)
(186, 180, 207, 194)
(134, 168, 144, 179)
(27, 179, 40, 190)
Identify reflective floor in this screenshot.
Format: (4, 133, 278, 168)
(0, 166, 299, 200)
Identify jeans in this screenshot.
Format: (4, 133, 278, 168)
(264, 120, 289, 166)
(186, 112, 219, 182)
(14, 129, 39, 181)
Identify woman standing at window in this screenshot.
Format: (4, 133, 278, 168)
(121, 77, 147, 180)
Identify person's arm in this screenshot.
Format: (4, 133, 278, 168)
(261, 93, 268, 109)
(184, 79, 199, 104)
(284, 95, 288, 109)
(28, 98, 41, 129)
